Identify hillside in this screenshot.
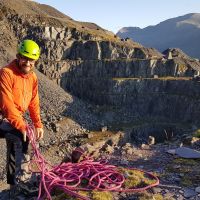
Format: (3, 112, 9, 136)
(0, 1, 200, 199)
(117, 13, 200, 58)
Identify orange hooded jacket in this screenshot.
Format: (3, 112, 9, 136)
(0, 59, 43, 133)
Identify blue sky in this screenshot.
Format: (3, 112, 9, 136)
(35, 0, 200, 33)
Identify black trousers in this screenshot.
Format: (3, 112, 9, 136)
(0, 121, 29, 185)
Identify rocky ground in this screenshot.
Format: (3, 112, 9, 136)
(0, 126, 200, 200)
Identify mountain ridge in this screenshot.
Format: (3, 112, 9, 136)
(117, 13, 200, 58)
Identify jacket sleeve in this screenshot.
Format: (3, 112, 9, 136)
(28, 76, 43, 128)
(0, 69, 26, 132)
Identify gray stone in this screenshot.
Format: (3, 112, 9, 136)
(104, 144, 114, 154)
(39, 140, 45, 147)
(120, 159, 129, 165)
(101, 126, 108, 132)
(164, 192, 174, 199)
(176, 195, 184, 200)
(87, 133, 93, 139)
(183, 188, 197, 198)
(141, 143, 147, 149)
(55, 127, 60, 132)
(59, 31, 65, 40)
(58, 151, 65, 157)
(152, 187, 162, 193)
(148, 136, 155, 145)
(195, 186, 200, 193)
(58, 116, 63, 121)
(126, 147, 134, 155)
(44, 26, 51, 39)
(176, 147, 200, 158)
(167, 51, 173, 59)
(50, 27, 58, 39)
(123, 143, 132, 148)
(154, 75, 159, 78)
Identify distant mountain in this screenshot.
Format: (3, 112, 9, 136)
(117, 13, 200, 58)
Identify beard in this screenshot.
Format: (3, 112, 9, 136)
(18, 63, 34, 74)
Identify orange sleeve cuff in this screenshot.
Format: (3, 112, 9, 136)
(34, 121, 43, 129)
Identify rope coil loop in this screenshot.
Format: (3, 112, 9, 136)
(26, 125, 159, 200)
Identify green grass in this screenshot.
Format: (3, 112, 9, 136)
(138, 192, 164, 200)
(193, 129, 200, 138)
(118, 168, 158, 189)
(91, 191, 113, 200)
(112, 77, 192, 82)
(166, 158, 200, 187)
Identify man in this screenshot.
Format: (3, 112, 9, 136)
(0, 39, 44, 197)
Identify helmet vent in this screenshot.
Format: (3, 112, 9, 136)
(18, 39, 40, 60)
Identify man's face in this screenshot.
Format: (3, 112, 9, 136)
(18, 55, 36, 74)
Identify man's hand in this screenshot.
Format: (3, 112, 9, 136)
(21, 131, 27, 142)
(35, 127, 44, 141)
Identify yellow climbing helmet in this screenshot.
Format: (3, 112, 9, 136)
(18, 39, 40, 60)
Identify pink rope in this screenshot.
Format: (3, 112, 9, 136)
(26, 125, 159, 200)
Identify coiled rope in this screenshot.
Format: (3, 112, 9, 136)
(26, 125, 159, 200)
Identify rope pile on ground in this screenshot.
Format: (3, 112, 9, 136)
(26, 125, 159, 200)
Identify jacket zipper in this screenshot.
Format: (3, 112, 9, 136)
(23, 78, 26, 111)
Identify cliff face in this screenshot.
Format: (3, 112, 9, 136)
(1, 0, 200, 141)
(66, 77, 200, 122)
